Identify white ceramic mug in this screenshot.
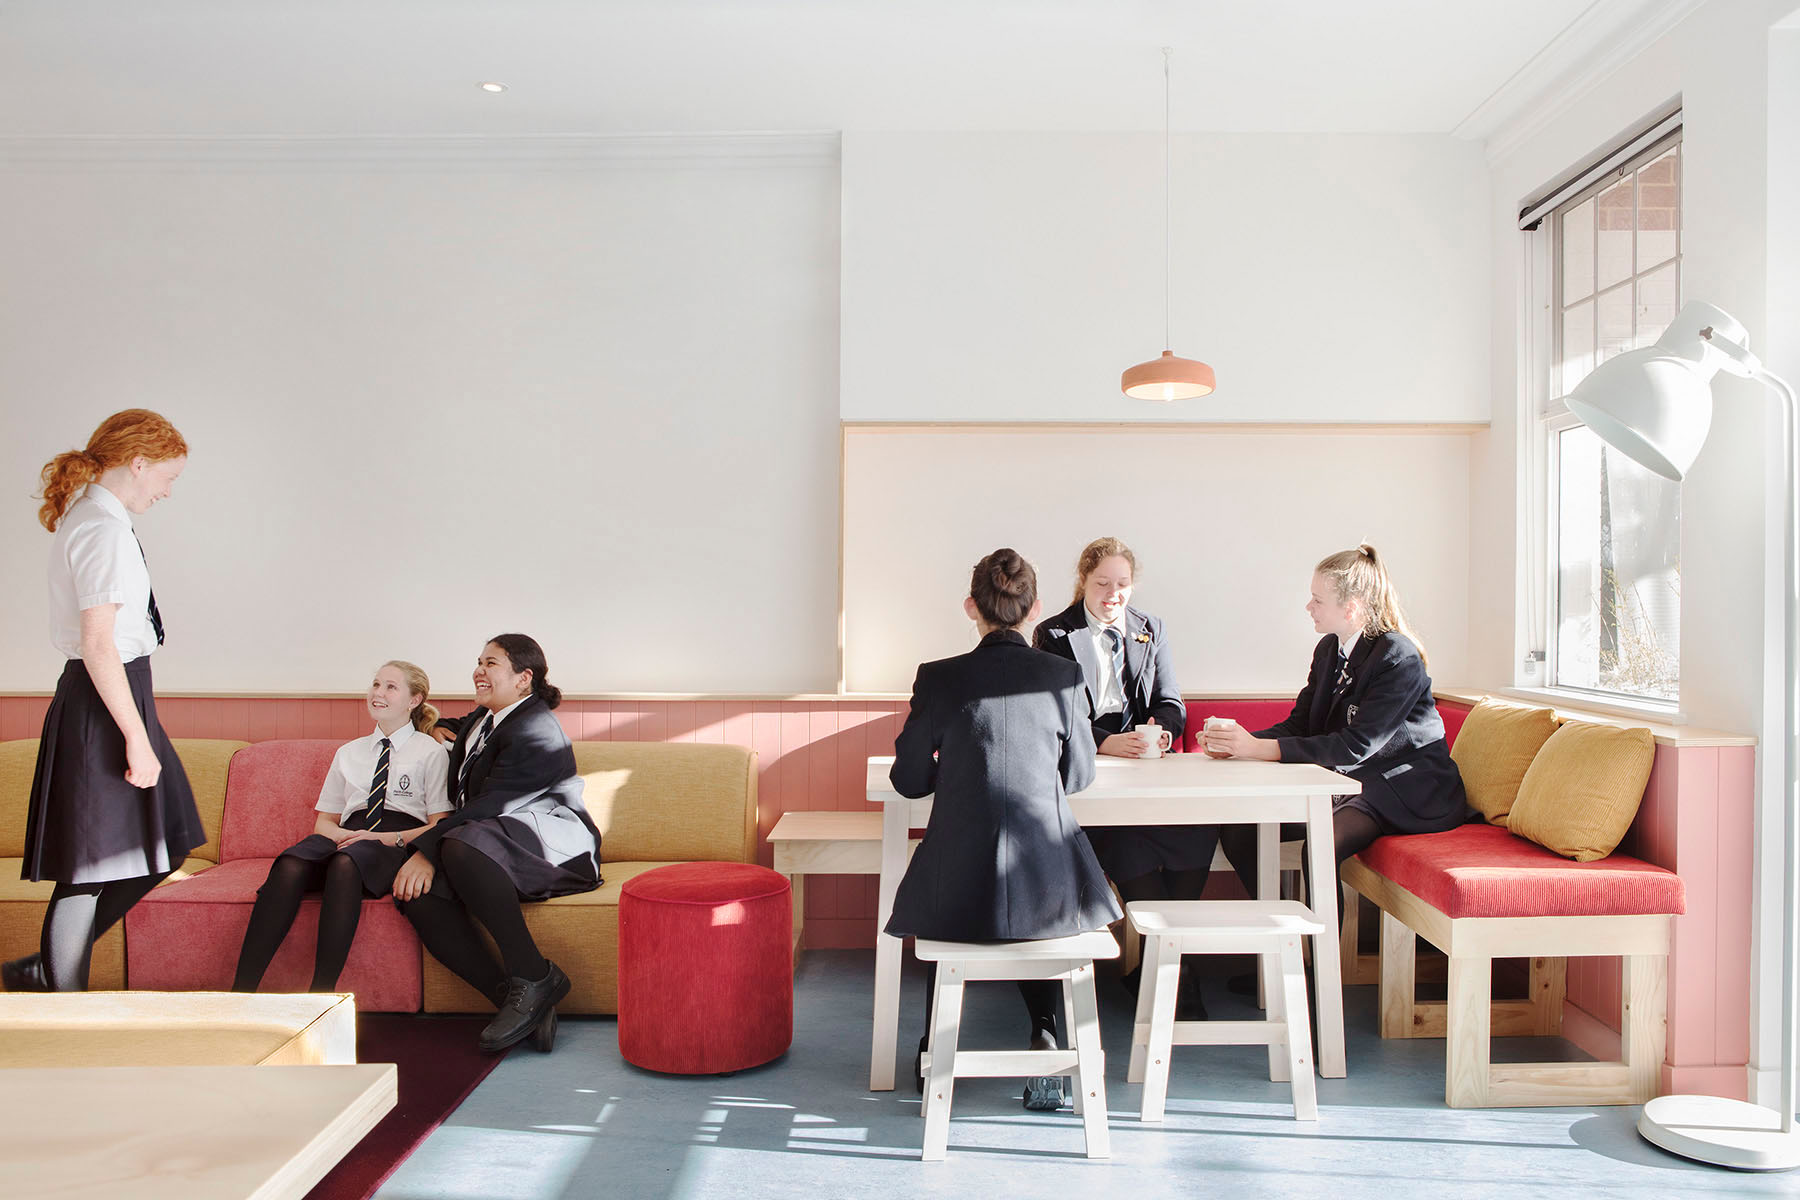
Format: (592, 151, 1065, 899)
(1135, 724, 1163, 758)
(1201, 716, 1237, 757)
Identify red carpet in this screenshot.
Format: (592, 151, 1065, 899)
(304, 1014, 501, 1200)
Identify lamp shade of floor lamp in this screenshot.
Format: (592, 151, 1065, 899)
(1566, 299, 1800, 1170)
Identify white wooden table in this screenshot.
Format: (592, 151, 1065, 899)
(867, 753, 1359, 1090)
(1, 1063, 397, 1199)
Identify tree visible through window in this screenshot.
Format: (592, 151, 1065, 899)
(1548, 138, 1681, 703)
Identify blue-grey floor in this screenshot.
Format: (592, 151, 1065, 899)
(379, 951, 1800, 1199)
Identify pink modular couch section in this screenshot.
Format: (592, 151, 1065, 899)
(1181, 697, 1470, 753)
(124, 740, 423, 1012)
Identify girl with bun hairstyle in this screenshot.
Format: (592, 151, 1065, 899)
(6, 410, 200, 993)
(397, 634, 600, 1054)
(1204, 545, 1469, 898)
(232, 661, 451, 994)
(887, 549, 1120, 1111)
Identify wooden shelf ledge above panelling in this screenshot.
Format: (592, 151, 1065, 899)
(843, 421, 1491, 436)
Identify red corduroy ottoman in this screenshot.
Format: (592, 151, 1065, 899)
(618, 862, 793, 1074)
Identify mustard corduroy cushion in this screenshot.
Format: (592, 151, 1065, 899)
(571, 742, 757, 864)
(1507, 721, 1655, 862)
(1447, 699, 1559, 825)
(169, 739, 247, 864)
(0, 740, 40, 858)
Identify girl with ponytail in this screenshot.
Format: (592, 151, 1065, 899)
(5, 411, 200, 993)
(1203, 545, 1470, 901)
(887, 549, 1121, 1112)
(233, 661, 451, 995)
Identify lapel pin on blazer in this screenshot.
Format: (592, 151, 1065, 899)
(1134, 632, 1150, 643)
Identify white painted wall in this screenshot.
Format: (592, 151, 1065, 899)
(841, 132, 1491, 424)
(844, 426, 1472, 695)
(1471, 0, 1800, 1106)
(0, 147, 842, 694)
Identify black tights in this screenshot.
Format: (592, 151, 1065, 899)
(233, 853, 367, 993)
(398, 838, 547, 1003)
(41, 872, 168, 991)
(1113, 866, 1212, 907)
(1218, 806, 1385, 922)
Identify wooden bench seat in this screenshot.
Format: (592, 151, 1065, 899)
(1340, 822, 1684, 1108)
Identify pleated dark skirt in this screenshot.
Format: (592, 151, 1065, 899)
(271, 812, 426, 898)
(426, 808, 602, 904)
(21, 657, 204, 885)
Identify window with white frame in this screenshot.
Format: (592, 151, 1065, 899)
(1541, 132, 1682, 704)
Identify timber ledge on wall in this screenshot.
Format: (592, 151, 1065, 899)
(0, 132, 842, 171)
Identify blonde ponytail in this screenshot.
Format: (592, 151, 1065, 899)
(1314, 544, 1428, 667)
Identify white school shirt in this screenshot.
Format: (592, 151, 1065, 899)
(1083, 606, 1128, 718)
(48, 484, 159, 662)
(316, 723, 453, 825)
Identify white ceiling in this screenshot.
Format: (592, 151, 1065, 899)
(0, 1, 1658, 138)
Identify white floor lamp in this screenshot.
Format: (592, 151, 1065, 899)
(1566, 299, 1800, 1170)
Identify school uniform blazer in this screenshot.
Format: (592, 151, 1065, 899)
(1032, 601, 1186, 746)
(1256, 631, 1470, 835)
(884, 630, 1121, 942)
(406, 696, 600, 871)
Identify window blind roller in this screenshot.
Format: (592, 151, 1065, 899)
(1517, 100, 1682, 231)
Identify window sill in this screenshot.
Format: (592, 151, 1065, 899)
(1434, 685, 1755, 748)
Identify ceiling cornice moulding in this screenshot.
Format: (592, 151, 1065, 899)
(0, 131, 841, 171)
(1455, 0, 1704, 163)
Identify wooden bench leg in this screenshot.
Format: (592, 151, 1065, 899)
(1280, 935, 1319, 1121)
(1529, 956, 1566, 1036)
(1339, 882, 1359, 983)
(1068, 963, 1111, 1158)
(1138, 936, 1181, 1123)
(1622, 954, 1667, 1102)
(787, 874, 805, 968)
(1445, 953, 1492, 1108)
(1378, 909, 1417, 1039)
(921, 970, 965, 1161)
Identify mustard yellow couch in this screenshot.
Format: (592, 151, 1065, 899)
(422, 740, 760, 1014)
(0, 737, 239, 989)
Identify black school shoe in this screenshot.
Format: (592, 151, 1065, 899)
(479, 960, 571, 1054)
(2, 952, 48, 992)
(1021, 1026, 1067, 1112)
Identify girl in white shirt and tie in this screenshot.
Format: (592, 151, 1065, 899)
(6, 410, 201, 993)
(232, 661, 451, 993)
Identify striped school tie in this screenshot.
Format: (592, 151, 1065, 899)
(457, 713, 496, 794)
(135, 537, 165, 646)
(1329, 651, 1353, 706)
(361, 737, 391, 827)
(1104, 627, 1127, 694)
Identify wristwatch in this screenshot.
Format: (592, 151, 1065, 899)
(393, 832, 407, 850)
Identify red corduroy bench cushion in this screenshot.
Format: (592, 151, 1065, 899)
(1354, 822, 1685, 919)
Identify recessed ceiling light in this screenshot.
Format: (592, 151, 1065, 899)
(479, 81, 507, 93)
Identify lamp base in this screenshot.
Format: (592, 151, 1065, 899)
(1638, 1094, 1800, 1170)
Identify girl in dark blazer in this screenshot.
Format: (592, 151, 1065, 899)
(887, 547, 1120, 1110)
(1205, 545, 1470, 900)
(397, 633, 601, 1054)
(1033, 537, 1215, 1013)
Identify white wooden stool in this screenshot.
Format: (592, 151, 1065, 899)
(1125, 900, 1325, 1122)
(913, 930, 1119, 1161)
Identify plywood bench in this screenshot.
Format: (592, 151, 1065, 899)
(768, 811, 917, 958)
(1340, 822, 1683, 1107)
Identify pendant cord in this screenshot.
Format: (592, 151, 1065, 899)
(1163, 46, 1172, 352)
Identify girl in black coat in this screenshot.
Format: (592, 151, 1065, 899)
(887, 548, 1120, 1110)
(1204, 544, 1470, 899)
(398, 633, 601, 1054)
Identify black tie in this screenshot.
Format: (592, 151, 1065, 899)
(457, 712, 496, 795)
(362, 737, 391, 827)
(135, 537, 165, 646)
